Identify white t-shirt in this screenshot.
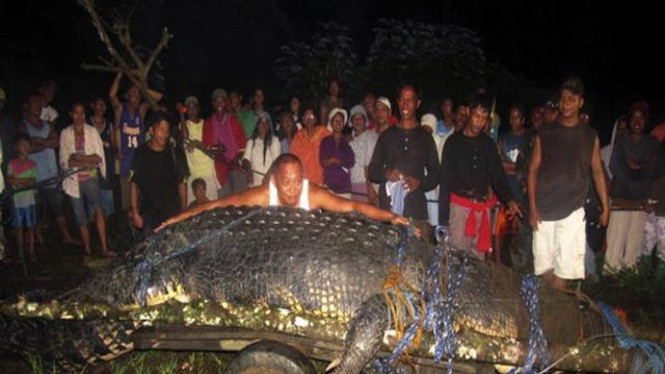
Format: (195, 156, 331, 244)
(40, 105, 58, 124)
(349, 130, 378, 184)
(243, 137, 281, 187)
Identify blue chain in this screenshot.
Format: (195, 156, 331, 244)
(598, 301, 665, 374)
(511, 275, 549, 374)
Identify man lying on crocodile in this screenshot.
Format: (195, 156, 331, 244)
(156, 153, 411, 231)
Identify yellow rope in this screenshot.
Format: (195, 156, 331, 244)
(381, 265, 427, 361)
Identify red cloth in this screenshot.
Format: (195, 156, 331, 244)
(451, 193, 497, 253)
(202, 114, 247, 186)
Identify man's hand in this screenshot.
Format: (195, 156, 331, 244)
(385, 169, 400, 182)
(529, 205, 540, 230)
(627, 158, 642, 170)
(391, 215, 409, 226)
(599, 208, 609, 227)
(403, 176, 420, 192)
(131, 211, 144, 229)
(506, 200, 523, 220)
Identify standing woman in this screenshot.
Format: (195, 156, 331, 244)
(60, 103, 115, 257)
(320, 108, 354, 198)
(290, 108, 330, 185)
(242, 115, 281, 187)
(278, 111, 297, 154)
(89, 97, 115, 217)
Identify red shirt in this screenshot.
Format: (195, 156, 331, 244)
(202, 113, 247, 186)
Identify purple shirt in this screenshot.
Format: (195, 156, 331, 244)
(319, 136, 355, 194)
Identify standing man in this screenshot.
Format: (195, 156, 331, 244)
(203, 88, 247, 198)
(369, 85, 440, 231)
(38, 80, 59, 126)
(498, 104, 527, 203)
(20, 93, 80, 247)
(528, 78, 609, 289)
(109, 72, 162, 212)
(129, 112, 187, 236)
(439, 95, 521, 259)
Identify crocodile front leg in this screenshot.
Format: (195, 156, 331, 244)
(332, 294, 388, 374)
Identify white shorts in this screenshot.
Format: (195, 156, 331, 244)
(533, 207, 586, 279)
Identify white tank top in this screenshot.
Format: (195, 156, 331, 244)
(269, 178, 310, 210)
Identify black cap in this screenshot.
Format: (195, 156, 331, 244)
(560, 77, 584, 97)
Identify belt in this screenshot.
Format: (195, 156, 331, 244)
(452, 190, 490, 203)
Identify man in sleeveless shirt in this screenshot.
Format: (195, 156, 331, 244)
(528, 78, 609, 290)
(20, 93, 80, 247)
(156, 154, 410, 232)
(109, 72, 163, 212)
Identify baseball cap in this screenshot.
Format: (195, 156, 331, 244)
(211, 88, 228, 101)
(184, 96, 199, 107)
(560, 77, 584, 96)
(375, 96, 391, 111)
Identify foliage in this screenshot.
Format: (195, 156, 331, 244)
(363, 19, 486, 101)
(274, 22, 358, 108)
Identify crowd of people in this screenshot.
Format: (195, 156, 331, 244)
(0, 74, 662, 290)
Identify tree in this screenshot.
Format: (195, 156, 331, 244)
(364, 19, 486, 103)
(78, 0, 171, 110)
(274, 22, 358, 108)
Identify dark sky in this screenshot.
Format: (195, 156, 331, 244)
(1, 0, 663, 140)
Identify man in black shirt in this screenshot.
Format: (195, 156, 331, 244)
(368, 85, 440, 223)
(439, 95, 522, 259)
(129, 112, 187, 236)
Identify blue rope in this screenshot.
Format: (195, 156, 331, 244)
(510, 275, 549, 374)
(598, 301, 665, 374)
(377, 226, 467, 374)
(135, 208, 262, 306)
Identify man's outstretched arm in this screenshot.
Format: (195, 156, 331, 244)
(154, 185, 268, 232)
(311, 184, 408, 225)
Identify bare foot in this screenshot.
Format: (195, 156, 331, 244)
(63, 237, 83, 246)
(101, 250, 118, 258)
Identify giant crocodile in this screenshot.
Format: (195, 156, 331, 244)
(0, 206, 641, 372)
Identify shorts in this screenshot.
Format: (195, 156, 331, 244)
(12, 205, 37, 228)
(70, 178, 102, 226)
(100, 189, 114, 217)
(37, 187, 66, 217)
(532, 207, 586, 279)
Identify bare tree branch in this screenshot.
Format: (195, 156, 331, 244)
(144, 27, 172, 78)
(78, 0, 130, 71)
(114, 22, 145, 70)
(81, 63, 125, 73)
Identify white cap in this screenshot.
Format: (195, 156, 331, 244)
(421, 113, 438, 132)
(375, 96, 391, 111)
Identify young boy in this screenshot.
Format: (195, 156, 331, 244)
(188, 178, 210, 209)
(8, 134, 38, 263)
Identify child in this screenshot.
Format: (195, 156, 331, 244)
(8, 134, 38, 263)
(188, 178, 209, 209)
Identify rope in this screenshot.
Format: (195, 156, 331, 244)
(598, 301, 665, 374)
(509, 275, 550, 374)
(376, 226, 468, 374)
